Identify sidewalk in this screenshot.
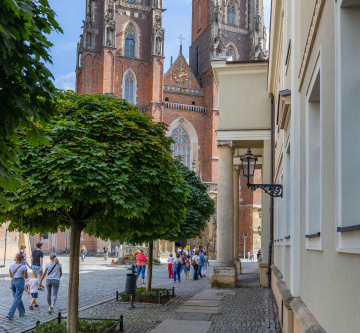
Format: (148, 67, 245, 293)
(79, 263, 280, 333)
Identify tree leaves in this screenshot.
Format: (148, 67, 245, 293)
(0, 0, 62, 192)
(0, 92, 188, 244)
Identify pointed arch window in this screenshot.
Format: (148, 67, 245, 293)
(124, 71, 134, 104)
(124, 24, 136, 57)
(198, 1, 201, 30)
(227, 2, 235, 25)
(171, 125, 191, 169)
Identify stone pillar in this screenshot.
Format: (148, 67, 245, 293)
(211, 141, 237, 288)
(259, 140, 271, 287)
(233, 166, 241, 275)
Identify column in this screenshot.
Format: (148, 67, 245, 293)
(211, 140, 237, 288)
(259, 140, 271, 287)
(233, 166, 241, 275)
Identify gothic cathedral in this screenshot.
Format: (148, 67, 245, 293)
(75, 0, 267, 258)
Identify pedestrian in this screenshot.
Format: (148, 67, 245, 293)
(27, 271, 40, 310)
(31, 243, 44, 290)
(39, 253, 62, 313)
(191, 250, 201, 280)
(167, 253, 175, 278)
(250, 251, 254, 262)
(198, 250, 205, 278)
(247, 251, 251, 261)
(136, 250, 147, 284)
(7, 253, 28, 320)
(80, 245, 87, 261)
(201, 251, 210, 277)
(184, 259, 190, 280)
(257, 250, 261, 260)
(114, 246, 119, 258)
(181, 253, 187, 274)
(172, 253, 183, 283)
(103, 245, 109, 261)
(14, 245, 31, 269)
(177, 247, 182, 255)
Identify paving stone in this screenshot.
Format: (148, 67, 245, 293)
(178, 312, 212, 321)
(149, 319, 212, 333)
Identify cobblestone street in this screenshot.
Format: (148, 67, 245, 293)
(0, 257, 280, 333)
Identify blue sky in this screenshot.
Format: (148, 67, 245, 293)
(48, 0, 271, 90)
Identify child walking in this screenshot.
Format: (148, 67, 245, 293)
(184, 260, 190, 280)
(27, 271, 40, 310)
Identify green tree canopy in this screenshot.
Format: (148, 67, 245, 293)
(0, 0, 62, 197)
(115, 158, 215, 291)
(0, 92, 188, 332)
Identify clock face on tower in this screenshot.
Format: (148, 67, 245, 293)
(173, 68, 189, 84)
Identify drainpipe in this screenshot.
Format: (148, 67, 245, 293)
(267, 94, 275, 288)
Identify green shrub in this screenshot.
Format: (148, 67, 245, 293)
(120, 287, 167, 302)
(153, 258, 161, 264)
(31, 319, 115, 333)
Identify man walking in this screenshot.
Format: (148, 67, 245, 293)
(31, 243, 44, 290)
(198, 250, 205, 278)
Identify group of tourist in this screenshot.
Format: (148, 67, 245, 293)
(167, 247, 209, 283)
(6, 243, 62, 320)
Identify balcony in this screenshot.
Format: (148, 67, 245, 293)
(165, 102, 207, 114)
(204, 182, 218, 193)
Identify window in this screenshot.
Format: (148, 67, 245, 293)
(196, 46, 200, 75)
(198, 1, 201, 30)
(171, 125, 191, 168)
(284, 143, 291, 243)
(125, 35, 135, 57)
(306, 59, 322, 250)
(124, 71, 134, 104)
(165, 97, 169, 101)
(335, 1, 360, 253)
(227, 2, 235, 25)
(43, 233, 49, 240)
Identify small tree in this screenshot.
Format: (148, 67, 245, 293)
(0, 0, 62, 199)
(116, 158, 215, 291)
(0, 92, 188, 333)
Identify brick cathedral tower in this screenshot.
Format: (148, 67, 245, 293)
(75, 0, 165, 116)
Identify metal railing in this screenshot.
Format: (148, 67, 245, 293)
(165, 102, 207, 114)
(18, 312, 124, 333)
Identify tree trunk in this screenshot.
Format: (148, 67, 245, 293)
(146, 242, 153, 292)
(67, 224, 82, 333)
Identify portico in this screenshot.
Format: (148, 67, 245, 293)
(210, 59, 271, 288)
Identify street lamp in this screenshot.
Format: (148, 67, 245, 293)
(241, 233, 248, 260)
(240, 147, 283, 198)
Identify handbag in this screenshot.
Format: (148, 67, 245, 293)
(48, 263, 57, 276)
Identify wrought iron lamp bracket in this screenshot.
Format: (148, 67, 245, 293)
(246, 183, 283, 198)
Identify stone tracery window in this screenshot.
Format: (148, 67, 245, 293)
(124, 71, 134, 104)
(124, 25, 136, 57)
(171, 125, 191, 169)
(227, 1, 235, 25)
(198, 1, 201, 30)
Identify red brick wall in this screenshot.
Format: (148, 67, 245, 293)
(238, 170, 262, 255)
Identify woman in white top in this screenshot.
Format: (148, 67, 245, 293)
(7, 253, 28, 319)
(167, 253, 175, 279)
(39, 253, 62, 313)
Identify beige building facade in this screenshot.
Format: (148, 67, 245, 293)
(212, 0, 360, 332)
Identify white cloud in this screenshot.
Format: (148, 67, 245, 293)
(55, 71, 76, 91)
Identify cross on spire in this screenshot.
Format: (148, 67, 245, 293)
(177, 35, 185, 46)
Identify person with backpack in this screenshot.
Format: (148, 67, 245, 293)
(80, 245, 87, 261)
(172, 253, 183, 283)
(7, 253, 28, 320)
(191, 251, 201, 280)
(39, 253, 62, 313)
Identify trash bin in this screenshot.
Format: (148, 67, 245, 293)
(125, 274, 137, 295)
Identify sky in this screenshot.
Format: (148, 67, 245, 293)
(48, 0, 271, 91)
